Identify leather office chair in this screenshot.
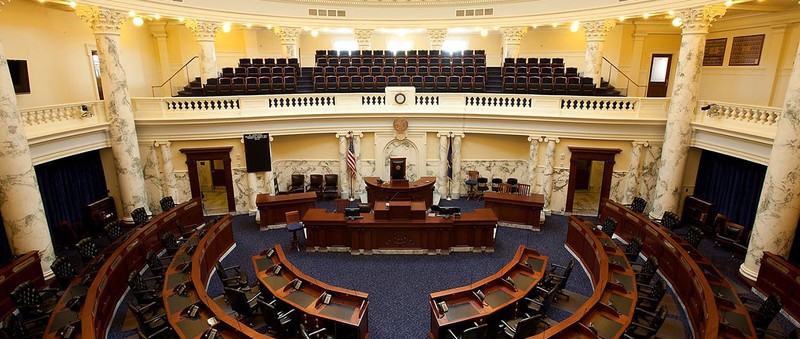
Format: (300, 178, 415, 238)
(501, 314, 547, 338)
(506, 178, 519, 193)
(50, 256, 77, 290)
(516, 183, 531, 196)
(286, 211, 305, 251)
(308, 174, 324, 199)
(491, 178, 503, 192)
(632, 256, 659, 285)
(224, 287, 260, 325)
(322, 174, 339, 200)
(159, 196, 176, 212)
(601, 217, 618, 238)
(624, 237, 643, 262)
(11, 281, 58, 319)
(683, 226, 704, 249)
(738, 293, 782, 334)
(476, 177, 489, 200)
(624, 306, 667, 339)
(629, 197, 648, 214)
(0, 313, 47, 339)
(216, 261, 250, 289)
(465, 171, 479, 200)
(525, 284, 558, 316)
(301, 324, 334, 339)
(104, 221, 124, 242)
(635, 278, 666, 313)
(288, 173, 305, 193)
(715, 215, 747, 252)
(76, 237, 101, 263)
(546, 259, 575, 300)
(131, 207, 151, 226)
(260, 299, 296, 336)
(446, 322, 488, 339)
(128, 301, 172, 338)
(657, 211, 681, 230)
(145, 250, 169, 278)
(128, 271, 163, 306)
(161, 232, 183, 256)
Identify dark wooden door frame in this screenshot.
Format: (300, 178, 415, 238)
(647, 54, 672, 98)
(180, 147, 236, 213)
(565, 147, 621, 214)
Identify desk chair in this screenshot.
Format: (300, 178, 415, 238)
(286, 211, 305, 251)
(161, 233, 183, 256)
(738, 293, 782, 334)
(476, 177, 489, 200)
(159, 196, 175, 213)
(0, 313, 47, 339)
(491, 178, 503, 192)
(224, 287, 261, 325)
(600, 217, 618, 238)
(525, 284, 558, 316)
(683, 226, 704, 249)
(322, 174, 339, 200)
(10, 281, 58, 319)
(216, 261, 250, 289)
(128, 271, 163, 306)
(259, 299, 296, 336)
(288, 173, 306, 193)
(624, 306, 667, 339)
(500, 314, 548, 338)
(632, 256, 658, 285)
(635, 279, 666, 313)
(624, 237, 643, 262)
(465, 171, 479, 200)
(656, 211, 681, 230)
(499, 183, 513, 194)
(104, 221, 124, 242)
(308, 174, 324, 199)
(715, 215, 747, 253)
(51, 256, 78, 291)
(128, 301, 172, 338)
(131, 207, 151, 227)
(506, 178, 519, 193)
(628, 197, 647, 214)
(146, 250, 170, 277)
(516, 183, 531, 196)
(447, 322, 488, 339)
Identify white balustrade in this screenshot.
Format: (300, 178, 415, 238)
(20, 101, 108, 137)
(695, 101, 780, 138)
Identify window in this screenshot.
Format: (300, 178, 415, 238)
(91, 50, 104, 100)
(333, 40, 358, 53)
(442, 40, 468, 54)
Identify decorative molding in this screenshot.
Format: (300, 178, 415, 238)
(499, 26, 527, 44)
(426, 28, 448, 47)
(677, 4, 727, 35)
(528, 136, 545, 142)
(436, 131, 465, 138)
(632, 140, 649, 147)
(543, 136, 560, 143)
(581, 19, 617, 42)
(353, 29, 374, 46)
(75, 5, 127, 35)
(335, 131, 364, 138)
(184, 19, 221, 41)
(274, 26, 303, 44)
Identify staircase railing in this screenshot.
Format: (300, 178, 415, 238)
(601, 57, 647, 97)
(151, 56, 199, 97)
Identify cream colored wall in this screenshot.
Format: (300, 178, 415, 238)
(638, 33, 681, 96)
(0, 1, 161, 108)
(215, 29, 247, 71)
(461, 134, 529, 160)
(518, 27, 588, 70)
(772, 24, 800, 106)
(426, 133, 440, 160)
(271, 134, 340, 159)
(361, 133, 376, 159)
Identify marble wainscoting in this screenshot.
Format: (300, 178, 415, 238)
(383, 139, 421, 181)
(142, 145, 164, 213)
(549, 168, 571, 213)
(457, 160, 529, 195)
(174, 171, 192, 204)
(272, 160, 340, 193)
(639, 143, 662, 214)
(232, 168, 250, 213)
(609, 171, 627, 203)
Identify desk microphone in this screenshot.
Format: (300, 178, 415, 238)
(386, 191, 400, 206)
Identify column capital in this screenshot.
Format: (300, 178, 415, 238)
(677, 4, 727, 35)
(528, 136, 545, 143)
(273, 26, 303, 44)
(499, 26, 527, 44)
(75, 5, 127, 35)
(335, 131, 364, 138)
(427, 28, 448, 46)
(631, 140, 649, 147)
(153, 141, 171, 147)
(436, 131, 465, 138)
(185, 19, 221, 41)
(148, 21, 167, 39)
(581, 19, 617, 42)
(543, 136, 560, 143)
(354, 29, 374, 45)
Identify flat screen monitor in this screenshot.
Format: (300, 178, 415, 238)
(344, 207, 362, 219)
(8, 60, 30, 94)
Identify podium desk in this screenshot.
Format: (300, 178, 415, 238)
(483, 192, 544, 229)
(256, 192, 317, 228)
(364, 176, 436, 207)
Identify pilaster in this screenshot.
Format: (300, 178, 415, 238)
(581, 19, 617, 86)
(426, 28, 448, 51)
(354, 29, 375, 51)
(185, 19, 221, 83)
(274, 26, 302, 59)
(500, 26, 527, 59)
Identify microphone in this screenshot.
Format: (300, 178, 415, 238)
(386, 191, 400, 207)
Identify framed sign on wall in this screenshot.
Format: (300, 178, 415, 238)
(729, 34, 765, 66)
(703, 38, 727, 66)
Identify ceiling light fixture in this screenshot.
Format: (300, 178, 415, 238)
(672, 17, 683, 27)
(177, 17, 185, 22)
(642, 13, 651, 19)
(245, 23, 252, 28)
(68, 1, 76, 8)
(311, 29, 319, 37)
(480, 29, 488, 37)
(725, 0, 733, 6)
(153, 14, 161, 20)
(222, 22, 231, 32)
(570, 21, 580, 32)
(132, 16, 144, 26)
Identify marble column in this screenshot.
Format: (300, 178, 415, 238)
(336, 133, 349, 199)
(629, 33, 647, 97)
(157, 141, 178, 200)
(353, 134, 364, 199)
(247, 173, 258, 211)
(77, 5, 149, 218)
(580, 19, 617, 86)
(624, 141, 647, 204)
(437, 133, 449, 197)
(651, 4, 727, 218)
(149, 22, 171, 96)
(0, 40, 55, 270)
(542, 137, 559, 210)
(500, 26, 527, 60)
(354, 29, 374, 51)
(451, 135, 464, 198)
(527, 136, 542, 195)
(740, 41, 800, 282)
(274, 26, 302, 59)
(184, 19, 221, 84)
(427, 29, 447, 51)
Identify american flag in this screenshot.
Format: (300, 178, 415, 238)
(347, 137, 357, 179)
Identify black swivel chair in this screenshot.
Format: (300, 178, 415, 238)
(146, 250, 170, 277)
(601, 217, 618, 238)
(657, 211, 681, 230)
(447, 322, 488, 339)
(545, 259, 575, 300)
(10, 281, 58, 319)
(161, 232, 183, 256)
(50, 256, 78, 291)
(128, 301, 173, 338)
(624, 237, 643, 262)
(476, 177, 490, 200)
(216, 261, 250, 289)
(224, 287, 260, 325)
(131, 207, 151, 226)
(737, 293, 783, 335)
(0, 313, 47, 339)
(506, 178, 519, 194)
(259, 299, 296, 336)
(104, 221, 125, 242)
(76, 237, 101, 264)
(491, 178, 503, 192)
(635, 278, 666, 314)
(632, 256, 659, 285)
(128, 271, 163, 306)
(500, 314, 548, 338)
(525, 284, 559, 316)
(629, 197, 647, 214)
(624, 306, 667, 339)
(683, 226, 704, 249)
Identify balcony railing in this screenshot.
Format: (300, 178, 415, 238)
(693, 100, 781, 138)
(20, 101, 108, 138)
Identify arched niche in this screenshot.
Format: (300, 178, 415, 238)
(374, 132, 426, 181)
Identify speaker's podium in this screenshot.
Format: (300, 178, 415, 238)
(364, 157, 436, 206)
(390, 157, 408, 184)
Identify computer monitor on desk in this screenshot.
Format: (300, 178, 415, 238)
(439, 206, 461, 218)
(344, 207, 363, 220)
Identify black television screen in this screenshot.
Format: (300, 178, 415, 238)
(8, 60, 30, 94)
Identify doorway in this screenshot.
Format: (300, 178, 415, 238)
(180, 147, 236, 214)
(646, 54, 672, 97)
(565, 147, 621, 216)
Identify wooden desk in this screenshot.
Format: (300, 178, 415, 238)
(483, 191, 544, 229)
(80, 199, 204, 339)
(303, 208, 498, 254)
(253, 245, 369, 339)
(83, 196, 117, 234)
(429, 245, 547, 339)
(536, 216, 637, 338)
(0, 251, 45, 319)
(755, 252, 800, 323)
(600, 198, 756, 338)
(364, 176, 436, 207)
(256, 192, 317, 228)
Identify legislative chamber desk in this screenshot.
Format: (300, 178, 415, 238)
(428, 245, 547, 339)
(364, 176, 436, 207)
(535, 216, 638, 338)
(304, 202, 497, 254)
(600, 198, 756, 338)
(256, 192, 317, 227)
(77, 198, 204, 339)
(253, 245, 369, 338)
(0, 251, 45, 319)
(483, 192, 544, 229)
(755, 252, 800, 323)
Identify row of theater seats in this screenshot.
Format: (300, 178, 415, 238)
(504, 57, 566, 67)
(316, 55, 487, 67)
(204, 76, 297, 96)
(314, 74, 485, 93)
(502, 76, 595, 95)
(503, 66, 578, 77)
(237, 57, 298, 68)
(316, 49, 485, 58)
(222, 65, 299, 78)
(314, 65, 487, 77)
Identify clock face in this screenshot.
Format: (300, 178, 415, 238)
(394, 93, 406, 105)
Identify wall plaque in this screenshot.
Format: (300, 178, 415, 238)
(703, 38, 727, 66)
(729, 34, 765, 66)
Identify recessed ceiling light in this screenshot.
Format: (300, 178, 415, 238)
(133, 17, 144, 26)
(672, 17, 683, 27)
(570, 21, 580, 32)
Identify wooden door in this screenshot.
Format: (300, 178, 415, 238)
(575, 160, 591, 190)
(647, 54, 672, 97)
(211, 160, 226, 187)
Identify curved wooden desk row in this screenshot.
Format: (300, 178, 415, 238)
(599, 198, 756, 338)
(0, 251, 45, 319)
(364, 176, 436, 207)
(252, 244, 370, 338)
(428, 245, 548, 339)
(483, 192, 545, 229)
(75, 198, 204, 339)
(534, 216, 638, 338)
(755, 252, 800, 323)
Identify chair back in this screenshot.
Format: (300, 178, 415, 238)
(491, 178, 503, 191)
(514, 315, 543, 339)
(77, 237, 99, 261)
(602, 217, 618, 237)
(713, 214, 729, 234)
(476, 177, 489, 191)
(160, 196, 176, 212)
(290, 173, 305, 191)
(684, 226, 704, 248)
(630, 197, 647, 213)
(309, 174, 324, 188)
(128, 271, 149, 292)
(517, 184, 531, 196)
(51, 256, 77, 288)
(259, 300, 284, 331)
(105, 221, 124, 242)
(753, 293, 782, 330)
(324, 174, 339, 187)
(131, 207, 148, 225)
(461, 323, 489, 339)
(499, 183, 513, 194)
(625, 237, 643, 261)
(224, 287, 255, 318)
(660, 211, 680, 230)
(286, 211, 301, 224)
(466, 171, 479, 182)
(11, 281, 41, 309)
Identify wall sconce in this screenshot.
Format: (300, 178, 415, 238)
(701, 103, 720, 117)
(80, 105, 93, 118)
